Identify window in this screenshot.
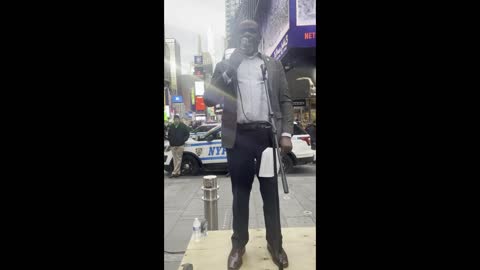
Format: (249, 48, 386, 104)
(194, 125, 215, 133)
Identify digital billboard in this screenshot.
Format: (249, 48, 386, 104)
(296, 0, 316, 26)
(195, 81, 205, 96)
(288, 0, 316, 49)
(263, 0, 316, 60)
(194, 55, 203, 65)
(172, 95, 183, 103)
(165, 105, 170, 118)
(195, 96, 206, 111)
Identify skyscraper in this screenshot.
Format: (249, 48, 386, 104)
(164, 38, 182, 95)
(225, 0, 242, 48)
(165, 38, 184, 117)
(207, 26, 216, 66)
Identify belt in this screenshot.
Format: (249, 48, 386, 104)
(237, 122, 272, 130)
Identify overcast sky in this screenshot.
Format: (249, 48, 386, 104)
(165, 0, 226, 75)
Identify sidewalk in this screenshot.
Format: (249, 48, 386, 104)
(164, 166, 316, 270)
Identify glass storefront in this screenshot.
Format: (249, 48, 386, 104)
(293, 97, 316, 129)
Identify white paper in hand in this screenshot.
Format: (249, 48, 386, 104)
(258, 147, 280, 178)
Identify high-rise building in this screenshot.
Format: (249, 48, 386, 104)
(225, 0, 242, 48)
(165, 38, 184, 117)
(207, 26, 216, 66)
(164, 39, 171, 119)
(164, 39, 171, 88)
(164, 38, 182, 95)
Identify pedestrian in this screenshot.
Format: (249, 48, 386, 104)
(205, 19, 293, 269)
(167, 115, 190, 178)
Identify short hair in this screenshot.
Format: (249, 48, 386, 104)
(235, 20, 259, 34)
(174, 115, 180, 119)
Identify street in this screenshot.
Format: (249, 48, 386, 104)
(164, 164, 316, 270)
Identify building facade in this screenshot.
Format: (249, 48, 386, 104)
(164, 39, 171, 121)
(225, 0, 244, 48)
(165, 38, 182, 95)
(165, 38, 183, 118)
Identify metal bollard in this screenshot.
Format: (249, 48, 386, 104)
(202, 175, 219, 231)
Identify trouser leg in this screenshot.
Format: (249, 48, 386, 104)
(258, 176, 282, 250)
(172, 146, 183, 175)
(171, 146, 178, 175)
(227, 132, 255, 249)
(254, 128, 283, 251)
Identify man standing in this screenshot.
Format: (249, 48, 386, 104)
(167, 115, 190, 178)
(205, 20, 293, 269)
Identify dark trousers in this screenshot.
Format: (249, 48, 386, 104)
(227, 126, 283, 250)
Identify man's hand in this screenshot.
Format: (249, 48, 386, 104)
(280, 137, 292, 154)
(224, 49, 246, 78)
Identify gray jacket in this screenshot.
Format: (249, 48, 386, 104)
(204, 53, 294, 149)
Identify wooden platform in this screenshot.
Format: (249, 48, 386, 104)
(177, 227, 316, 270)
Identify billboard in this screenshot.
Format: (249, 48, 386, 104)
(194, 55, 203, 65)
(288, 0, 316, 49)
(165, 105, 170, 118)
(263, 0, 316, 60)
(172, 95, 183, 103)
(195, 81, 205, 96)
(296, 0, 316, 26)
(195, 96, 206, 111)
(272, 33, 289, 61)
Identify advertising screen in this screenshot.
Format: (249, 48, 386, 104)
(288, 0, 316, 48)
(165, 105, 170, 118)
(296, 0, 316, 26)
(194, 55, 203, 65)
(195, 96, 205, 111)
(172, 95, 183, 103)
(195, 81, 205, 96)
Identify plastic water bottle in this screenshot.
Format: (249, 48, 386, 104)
(193, 217, 201, 242)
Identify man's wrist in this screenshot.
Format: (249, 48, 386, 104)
(281, 133, 291, 138)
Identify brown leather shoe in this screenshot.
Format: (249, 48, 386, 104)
(227, 247, 246, 270)
(267, 244, 289, 268)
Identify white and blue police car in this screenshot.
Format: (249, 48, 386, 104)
(189, 123, 218, 140)
(164, 123, 315, 176)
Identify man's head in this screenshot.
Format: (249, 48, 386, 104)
(235, 20, 261, 56)
(174, 115, 181, 125)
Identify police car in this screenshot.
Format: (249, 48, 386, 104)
(189, 123, 218, 140)
(164, 123, 315, 176)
